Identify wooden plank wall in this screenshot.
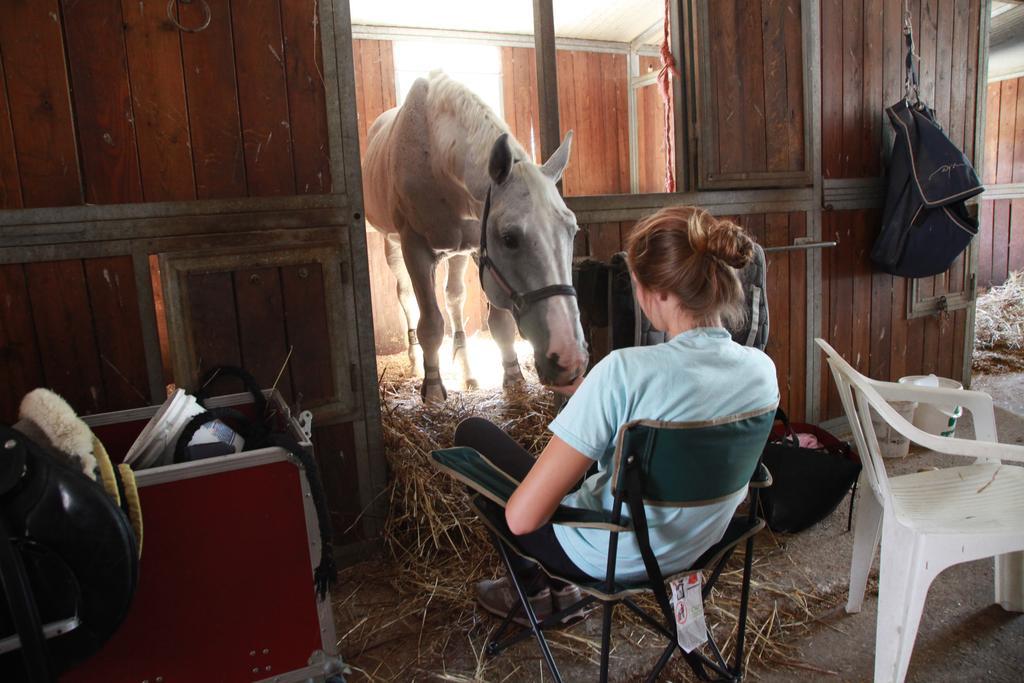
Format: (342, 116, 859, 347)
(579, 213, 809, 421)
(704, 0, 806, 182)
(0, 257, 149, 421)
(978, 77, 1024, 288)
(0, 0, 331, 208)
(504, 47, 632, 195)
(819, 0, 979, 419)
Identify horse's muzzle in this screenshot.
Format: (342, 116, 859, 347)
(536, 349, 588, 387)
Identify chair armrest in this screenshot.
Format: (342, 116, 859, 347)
(750, 463, 772, 489)
(551, 505, 630, 532)
(432, 448, 631, 531)
(866, 378, 999, 442)
(430, 447, 519, 507)
(860, 392, 1024, 465)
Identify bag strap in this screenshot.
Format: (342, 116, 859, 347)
(261, 430, 337, 600)
(903, 6, 920, 105)
(623, 457, 675, 628)
(193, 366, 268, 417)
(0, 518, 54, 683)
(771, 407, 800, 447)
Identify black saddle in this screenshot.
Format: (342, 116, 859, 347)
(0, 425, 138, 682)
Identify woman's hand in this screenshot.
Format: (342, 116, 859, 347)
(505, 435, 593, 535)
(550, 373, 584, 397)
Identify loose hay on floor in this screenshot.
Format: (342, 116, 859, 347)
(974, 271, 1024, 373)
(334, 356, 850, 680)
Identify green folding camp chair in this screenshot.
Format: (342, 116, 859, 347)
(430, 405, 776, 682)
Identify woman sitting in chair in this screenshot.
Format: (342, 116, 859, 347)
(456, 205, 780, 623)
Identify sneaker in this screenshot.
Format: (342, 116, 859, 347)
(476, 576, 552, 627)
(551, 584, 589, 623)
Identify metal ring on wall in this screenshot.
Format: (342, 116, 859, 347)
(167, 0, 211, 34)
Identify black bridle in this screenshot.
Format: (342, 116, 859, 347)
(478, 186, 577, 321)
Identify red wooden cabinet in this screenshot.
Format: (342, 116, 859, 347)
(63, 393, 344, 683)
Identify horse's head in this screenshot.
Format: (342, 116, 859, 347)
(479, 131, 588, 387)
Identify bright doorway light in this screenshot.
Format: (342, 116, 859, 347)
(393, 40, 505, 119)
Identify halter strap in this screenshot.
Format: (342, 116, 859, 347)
(478, 186, 577, 321)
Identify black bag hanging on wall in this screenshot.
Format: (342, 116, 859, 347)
(872, 20, 983, 278)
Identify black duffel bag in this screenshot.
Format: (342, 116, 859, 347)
(871, 26, 983, 278)
(759, 409, 862, 533)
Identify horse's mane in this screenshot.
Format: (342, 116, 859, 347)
(423, 71, 530, 208)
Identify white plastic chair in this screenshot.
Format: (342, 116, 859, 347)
(816, 339, 1024, 683)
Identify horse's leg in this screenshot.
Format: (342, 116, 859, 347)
(401, 231, 447, 402)
(444, 253, 479, 390)
(488, 305, 525, 388)
(384, 233, 422, 377)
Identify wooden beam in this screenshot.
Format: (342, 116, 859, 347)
(330, 0, 387, 542)
(0, 207, 347, 250)
(805, 0, 825, 422)
(964, 0, 993, 388)
(533, 0, 561, 163)
(565, 187, 814, 222)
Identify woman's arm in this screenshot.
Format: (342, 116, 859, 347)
(505, 435, 594, 535)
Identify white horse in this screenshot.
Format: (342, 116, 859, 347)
(362, 71, 588, 402)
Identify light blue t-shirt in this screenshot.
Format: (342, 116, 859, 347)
(549, 327, 779, 582)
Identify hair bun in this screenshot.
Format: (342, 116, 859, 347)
(705, 220, 754, 270)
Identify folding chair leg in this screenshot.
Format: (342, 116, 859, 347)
(599, 602, 614, 683)
(847, 481, 883, 614)
(646, 640, 676, 683)
(732, 531, 757, 677)
(995, 550, 1024, 612)
(492, 536, 563, 683)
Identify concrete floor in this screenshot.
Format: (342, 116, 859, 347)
(759, 384, 1024, 683)
(338, 374, 1024, 681)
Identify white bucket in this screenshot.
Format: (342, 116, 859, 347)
(870, 400, 918, 458)
(124, 389, 243, 468)
(898, 374, 964, 438)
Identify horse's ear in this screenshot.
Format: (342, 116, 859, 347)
(541, 130, 573, 183)
(489, 133, 514, 185)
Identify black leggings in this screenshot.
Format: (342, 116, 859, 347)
(454, 417, 594, 587)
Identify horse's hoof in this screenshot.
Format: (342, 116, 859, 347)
(421, 383, 447, 403)
(463, 377, 480, 391)
(503, 373, 526, 390)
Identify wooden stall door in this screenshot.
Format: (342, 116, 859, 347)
(696, 0, 809, 188)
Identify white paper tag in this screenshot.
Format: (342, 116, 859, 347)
(670, 571, 707, 653)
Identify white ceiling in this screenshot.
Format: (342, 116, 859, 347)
(348, 0, 664, 44)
